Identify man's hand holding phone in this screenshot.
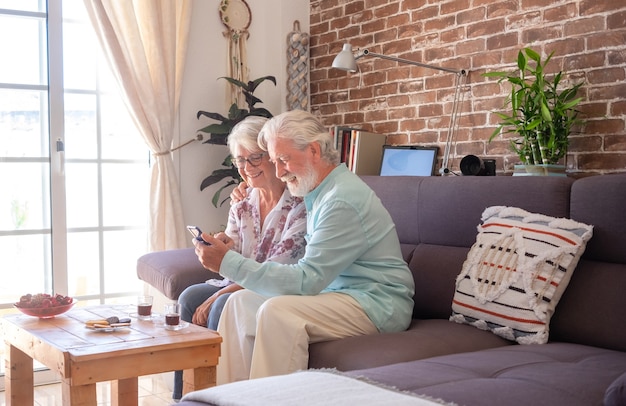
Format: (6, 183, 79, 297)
(187, 226, 232, 274)
(186, 225, 210, 245)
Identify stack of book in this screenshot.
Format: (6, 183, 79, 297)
(331, 126, 387, 176)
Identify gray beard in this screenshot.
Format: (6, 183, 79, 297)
(285, 165, 317, 197)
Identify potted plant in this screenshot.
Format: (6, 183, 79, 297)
(198, 75, 276, 206)
(484, 47, 583, 176)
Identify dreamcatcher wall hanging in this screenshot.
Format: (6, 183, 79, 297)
(286, 20, 309, 111)
(219, 0, 251, 107)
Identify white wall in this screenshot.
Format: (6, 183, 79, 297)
(176, 0, 309, 241)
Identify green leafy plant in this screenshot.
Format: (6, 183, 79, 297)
(484, 48, 583, 165)
(198, 75, 276, 207)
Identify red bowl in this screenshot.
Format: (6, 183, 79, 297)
(14, 300, 75, 318)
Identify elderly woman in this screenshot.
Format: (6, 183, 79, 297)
(173, 116, 307, 400)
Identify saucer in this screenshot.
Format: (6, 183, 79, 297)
(86, 325, 130, 333)
(129, 312, 160, 321)
(163, 321, 189, 331)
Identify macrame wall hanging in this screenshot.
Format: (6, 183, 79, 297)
(219, 0, 251, 107)
(286, 20, 309, 111)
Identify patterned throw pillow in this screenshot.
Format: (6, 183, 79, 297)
(450, 206, 593, 344)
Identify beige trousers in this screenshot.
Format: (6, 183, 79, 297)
(215, 289, 377, 385)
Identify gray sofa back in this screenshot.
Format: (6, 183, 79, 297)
(361, 174, 626, 352)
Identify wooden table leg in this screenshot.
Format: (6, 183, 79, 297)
(61, 378, 97, 406)
(111, 377, 138, 406)
(182, 366, 216, 395)
(5, 342, 34, 406)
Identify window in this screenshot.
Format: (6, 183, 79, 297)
(1, 0, 150, 386)
(0, 2, 148, 312)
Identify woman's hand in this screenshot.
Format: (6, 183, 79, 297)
(213, 232, 235, 249)
(230, 181, 249, 205)
(192, 294, 218, 326)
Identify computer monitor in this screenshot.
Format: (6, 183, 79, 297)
(379, 145, 439, 176)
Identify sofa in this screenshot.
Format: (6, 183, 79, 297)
(137, 173, 626, 406)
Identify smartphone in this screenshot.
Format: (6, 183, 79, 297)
(186, 225, 210, 245)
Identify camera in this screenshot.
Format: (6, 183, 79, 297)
(460, 155, 496, 176)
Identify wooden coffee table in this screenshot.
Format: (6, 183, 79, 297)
(1, 304, 221, 406)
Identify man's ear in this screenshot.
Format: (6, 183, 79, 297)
(308, 142, 322, 162)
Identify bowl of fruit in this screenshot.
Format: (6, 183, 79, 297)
(14, 293, 75, 318)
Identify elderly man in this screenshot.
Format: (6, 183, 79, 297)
(194, 110, 414, 384)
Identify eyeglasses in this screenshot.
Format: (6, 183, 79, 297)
(231, 152, 267, 168)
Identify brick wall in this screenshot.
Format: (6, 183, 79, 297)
(309, 0, 626, 176)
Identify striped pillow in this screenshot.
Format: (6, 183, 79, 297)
(450, 206, 593, 344)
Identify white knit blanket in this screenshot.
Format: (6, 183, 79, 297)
(181, 370, 455, 406)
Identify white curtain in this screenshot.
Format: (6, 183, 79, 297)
(83, 0, 192, 251)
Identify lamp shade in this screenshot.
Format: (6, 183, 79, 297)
(332, 44, 358, 72)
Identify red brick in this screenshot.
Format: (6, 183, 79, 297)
(424, 15, 456, 33)
(343, 111, 366, 124)
(330, 16, 352, 30)
(374, 83, 400, 96)
(580, 0, 624, 16)
(611, 101, 626, 116)
(389, 106, 416, 120)
(373, 120, 399, 134)
(577, 153, 626, 171)
(399, 119, 425, 133)
(584, 119, 624, 135)
(487, 33, 518, 50)
(351, 9, 374, 24)
(522, 26, 562, 43)
(486, 1, 518, 18)
(588, 83, 626, 102)
(545, 3, 577, 22)
(609, 50, 626, 65)
(401, 0, 428, 12)
(345, 1, 365, 15)
(458, 7, 486, 24)
(388, 13, 411, 29)
(587, 68, 626, 85)
(605, 135, 626, 152)
(374, 3, 400, 18)
(409, 5, 438, 21)
(588, 32, 626, 52)
(419, 103, 444, 117)
(441, 0, 470, 15)
(568, 135, 603, 153)
(441, 27, 466, 44)
(564, 16, 605, 37)
(387, 94, 411, 107)
(350, 86, 374, 99)
(550, 37, 585, 57)
(365, 0, 393, 7)
(374, 28, 399, 43)
(564, 51, 606, 71)
(607, 10, 626, 30)
(467, 19, 506, 38)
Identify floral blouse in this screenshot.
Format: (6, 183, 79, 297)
(226, 187, 307, 265)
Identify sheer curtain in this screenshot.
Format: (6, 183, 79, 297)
(83, 0, 192, 251)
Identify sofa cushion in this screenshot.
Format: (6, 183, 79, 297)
(136, 248, 215, 300)
(450, 206, 593, 344)
(346, 343, 626, 406)
(308, 319, 512, 371)
(415, 176, 573, 248)
(605, 372, 626, 406)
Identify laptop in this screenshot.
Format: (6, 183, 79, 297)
(379, 145, 439, 176)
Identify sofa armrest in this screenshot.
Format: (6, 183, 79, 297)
(136, 248, 218, 300)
